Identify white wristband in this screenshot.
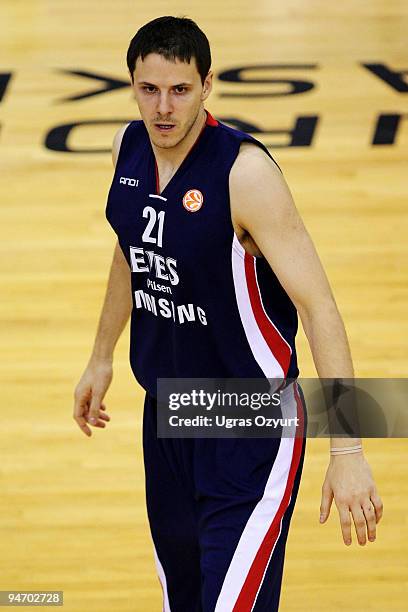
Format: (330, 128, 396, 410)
(330, 444, 362, 455)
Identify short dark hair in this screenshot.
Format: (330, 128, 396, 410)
(127, 16, 211, 85)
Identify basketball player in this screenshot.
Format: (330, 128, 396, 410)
(73, 16, 383, 611)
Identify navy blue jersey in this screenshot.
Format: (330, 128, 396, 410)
(105, 111, 299, 396)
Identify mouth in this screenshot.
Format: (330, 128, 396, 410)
(154, 123, 176, 134)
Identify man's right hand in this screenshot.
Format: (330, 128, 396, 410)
(73, 359, 113, 437)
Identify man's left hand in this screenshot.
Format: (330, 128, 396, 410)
(319, 453, 383, 546)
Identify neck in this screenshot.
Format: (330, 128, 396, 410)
(151, 107, 207, 169)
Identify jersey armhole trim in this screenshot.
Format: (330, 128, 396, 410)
(239, 136, 282, 174)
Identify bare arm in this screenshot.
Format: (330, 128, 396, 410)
(73, 123, 132, 437)
(90, 240, 132, 363)
(230, 144, 383, 545)
(92, 120, 132, 362)
(230, 143, 353, 380)
(230, 145, 357, 447)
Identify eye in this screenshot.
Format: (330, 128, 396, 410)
(174, 86, 187, 94)
(143, 85, 157, 94)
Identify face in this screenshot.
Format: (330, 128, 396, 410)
(130, 53, 212, 149)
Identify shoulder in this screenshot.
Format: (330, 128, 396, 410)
(230, 141, 295, 230)
(112, 122, 131, 168)
(230, 141, 282, 185)
(230, 142, 287, 209)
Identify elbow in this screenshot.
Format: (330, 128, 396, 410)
(295, 295, 340, 325)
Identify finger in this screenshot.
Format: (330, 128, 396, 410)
(90, 420, 106, 428)
(362, 503, 377, 542)
(89, 391, 104, 425)
(338, 505, 352, 545)
(73, 392, 92, 437)
(85, 414, 107, 427)
(319, 487, 333, 523)
(74, 415, 92, 437)
(370, 492, 383, 524)
(350, 504, 367, 545)
(85, 409, 110, 424)
(100, 403, 107, 411)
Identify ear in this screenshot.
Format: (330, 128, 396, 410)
(201, 71, 213, 101)
(128, 69, 134, 85)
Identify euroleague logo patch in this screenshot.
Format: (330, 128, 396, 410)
(183, 189, 203, 212)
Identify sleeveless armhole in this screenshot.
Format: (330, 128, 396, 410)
(224, 126, 283, 262)
(239, 134, 283, 175)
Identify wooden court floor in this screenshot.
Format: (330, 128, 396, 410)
(1, 1, 407, 610)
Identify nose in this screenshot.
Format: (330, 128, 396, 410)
(157, 91, 173, 117)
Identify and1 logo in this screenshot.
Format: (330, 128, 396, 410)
(183, 189, 204, 212)
(120, 177, 139, 186)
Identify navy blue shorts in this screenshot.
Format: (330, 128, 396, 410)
(142, 383, 307, 611)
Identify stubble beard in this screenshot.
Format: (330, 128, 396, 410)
(151, 105, 204, 150)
